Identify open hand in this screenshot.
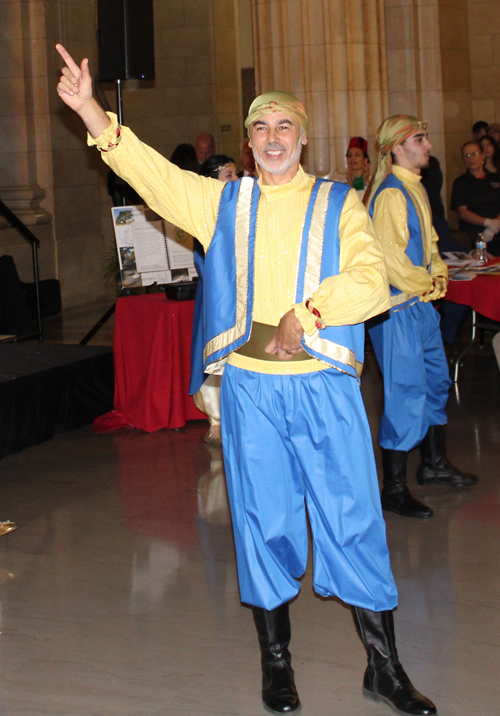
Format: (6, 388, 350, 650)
(265, 310, 305, 361)
(55, 44, 93, 112)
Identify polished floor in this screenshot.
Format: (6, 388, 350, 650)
(0, 308, 499, 716)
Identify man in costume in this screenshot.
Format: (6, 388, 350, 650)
(366, 116, 478, 520)
(56, 45, 437, 716)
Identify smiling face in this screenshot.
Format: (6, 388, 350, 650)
(392, 130, 432, 174)
(248, 111, 307, 184)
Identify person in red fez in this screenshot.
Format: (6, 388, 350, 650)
(346, 137, 371, 196)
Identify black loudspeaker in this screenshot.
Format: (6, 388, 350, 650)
(97, 0, 155, 81)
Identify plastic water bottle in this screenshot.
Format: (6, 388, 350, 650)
(476, 234, 488, 265)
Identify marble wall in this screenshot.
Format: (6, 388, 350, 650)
(384, 0, 473, 222)
(0, 0, 241, 308)
(252, 0, 389, 178)
(467, 0, 500, 125)
(2, 0, 499, 309)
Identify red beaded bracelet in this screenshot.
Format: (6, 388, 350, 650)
(101, 125, 122, 153)
(305, 300, 323, 329)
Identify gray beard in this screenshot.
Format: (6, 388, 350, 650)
(253, 134, 303, 175)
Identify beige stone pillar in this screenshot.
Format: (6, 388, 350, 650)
(384, 0, 473, 222)
(0, 0, 54, 280)
(251, 0, 389, 177)
(0, 0, 52, 224)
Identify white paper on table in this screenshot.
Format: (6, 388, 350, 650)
(163, 221, 196, 270)
(443, 251, 479, 266)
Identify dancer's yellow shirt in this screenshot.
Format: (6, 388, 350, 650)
(371, 165, 448, 300)
(91, 114, 390, 375)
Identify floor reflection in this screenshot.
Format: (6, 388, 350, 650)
(0, 348, 498, 715)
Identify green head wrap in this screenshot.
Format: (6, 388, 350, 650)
(244, 91, 308, 137)
(364, 115, 428, 206)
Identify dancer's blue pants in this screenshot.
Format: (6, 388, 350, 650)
(369, 301, 451, 452)
(220, 364, 398, 612)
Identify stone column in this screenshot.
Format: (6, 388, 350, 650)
(384, 0, 473, 221)
(251, 0, 389, 177)
(0, 0, 52, 225)
(0, 0, 54, 280)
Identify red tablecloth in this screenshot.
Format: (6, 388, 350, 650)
(94, 294, 206, 433)
(446, 270, 500, 323)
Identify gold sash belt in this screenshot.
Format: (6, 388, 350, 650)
(234, 322, 311, 362)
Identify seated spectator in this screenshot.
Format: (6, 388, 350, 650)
(480, 134, 500, 173)
(345, 137, 370, 197)
(195, 133, 216, 171)
(486, 123, 500, 144)
(237, 139, 256, 177)
(170, 143, 198, 172)
(473, 120, 489, 141)
(200, 155, 238, 182)
(450, 140, 500, 255)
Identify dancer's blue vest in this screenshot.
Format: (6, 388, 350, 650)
(200, 176, 365, 380)
(369, 173, 428, 312)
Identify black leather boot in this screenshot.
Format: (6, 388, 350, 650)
(416, 425, 478, 487)
(381, 449, 433, 519)
(251, 603, 301, 714)
(352, 607, 437, 716)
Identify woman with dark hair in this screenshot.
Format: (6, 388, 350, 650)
(450, 140, 500, 255)
(170, 143, 198, 172)
(479, 134, 500, 174)
(200, 154, 238, 182)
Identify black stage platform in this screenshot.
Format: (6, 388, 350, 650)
(0, 344, 113, 459)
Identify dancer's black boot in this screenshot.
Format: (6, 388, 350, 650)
(381, 448, 433, 519)
(352, 607, 437, 716)
(416, 425, 478, 487)
(251, 602, 300, 714)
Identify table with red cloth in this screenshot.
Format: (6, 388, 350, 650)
(94, 294, 206, 433)
(445, 263, 500, 381)
(446, 271, 500, 323)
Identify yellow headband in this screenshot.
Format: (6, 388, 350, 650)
(364, 115, 428, 206)
(245, 91, 308, 137)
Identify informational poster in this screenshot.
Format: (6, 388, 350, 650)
(111, 205, 198, 288)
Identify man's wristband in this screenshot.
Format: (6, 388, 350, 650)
(305, 300, 324, 330)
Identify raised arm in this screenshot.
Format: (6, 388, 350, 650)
(56, 44, 111, 138)
(55, 44, 223, 247)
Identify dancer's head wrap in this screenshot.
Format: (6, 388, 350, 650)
(364, 115, 428, 206)
(244, 91, 308, 137)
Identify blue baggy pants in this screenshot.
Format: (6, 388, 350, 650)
(220, 364, 398, 612)
(369, 301, 451, 452)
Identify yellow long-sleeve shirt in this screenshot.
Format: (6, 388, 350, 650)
(91, 113, 391, 374)
(371, 165, 448, 301)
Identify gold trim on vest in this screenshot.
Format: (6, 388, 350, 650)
(304, 332, 363, 376)
(301, 183, 361, 376)
(303, 182, 332, 301)
(204, 178, 254, 367)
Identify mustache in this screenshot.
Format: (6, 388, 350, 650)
(263, 142, 287, 152)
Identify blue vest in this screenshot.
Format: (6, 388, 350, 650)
(369, 173, 428, 311)
(200, 177, 365, 380)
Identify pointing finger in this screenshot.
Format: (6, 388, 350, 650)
(55, 43, 81, 77)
